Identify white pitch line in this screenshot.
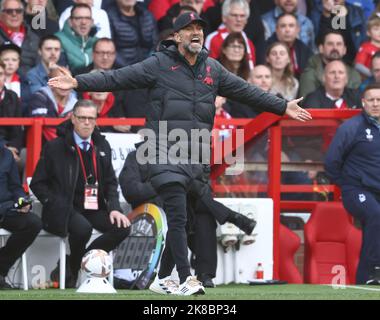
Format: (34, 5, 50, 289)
(325, 284, 380, 292)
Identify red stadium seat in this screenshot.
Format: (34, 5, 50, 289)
(304, 202, 362, 284)
(279, 224, 303, 284)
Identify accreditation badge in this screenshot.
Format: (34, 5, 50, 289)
(84, 184, 99, 210)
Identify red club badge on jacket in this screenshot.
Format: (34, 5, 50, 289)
(203, 66, 213, 85)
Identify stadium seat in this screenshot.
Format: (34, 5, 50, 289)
(279, 224, 303, 284)
(0, 229, 28, 290)
(304, 202, 362, 284)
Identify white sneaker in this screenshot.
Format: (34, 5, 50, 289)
(177, 276, 205, 296)
(149, 276, 179, 295)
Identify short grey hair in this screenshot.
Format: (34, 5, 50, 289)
(73, 99, 97, 114)
(0, 0, 24, 11)
(222, 0, 250, 19)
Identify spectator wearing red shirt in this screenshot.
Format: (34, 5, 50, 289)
(83, 90, 131, 133)
(355, 14, 380, 78)
(205, 0, 255, 68)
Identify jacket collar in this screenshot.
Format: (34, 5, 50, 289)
(159, 41, 209, 66)
(363, 111, 380, 131)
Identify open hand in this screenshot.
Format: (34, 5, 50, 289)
(48, 66, 77, 90)
(285, 97, 312, 122)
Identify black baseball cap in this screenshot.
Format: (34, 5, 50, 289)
(0, 41, 21, 55)
(173, 12, 207, 32)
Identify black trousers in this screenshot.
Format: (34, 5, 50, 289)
(188, 208, 217, 278)
(67, 209, 130, 276)
(158, 184, 190, 283)
(0, 212, 42, 276)
(158, 184, 234, 281)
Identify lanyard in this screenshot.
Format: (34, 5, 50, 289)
(76, 141, 98, 183)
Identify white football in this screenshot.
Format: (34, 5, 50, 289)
(81, 249, 112, 278)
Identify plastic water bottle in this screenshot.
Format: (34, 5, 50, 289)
(256, 263, 264, 280)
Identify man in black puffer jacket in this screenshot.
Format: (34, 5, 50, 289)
(48, 12, 311, 294)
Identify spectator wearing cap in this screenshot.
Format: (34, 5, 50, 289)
(0, 0, 40, 77)
(0, 60, 23, 162)
(108, 0, 158, 67)
(55, 3, 98, 72)
(0, 42, 21, 98)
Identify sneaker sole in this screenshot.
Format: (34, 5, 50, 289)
(177, 287, 206, 296)
(194, 288, 205, 295)
(149, 283, 176, 295)
(149, 285, 168, 295)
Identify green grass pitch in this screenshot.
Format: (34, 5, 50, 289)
(0, 284, 379, 300)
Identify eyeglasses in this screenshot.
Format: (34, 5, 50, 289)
(227, 44, 245, 51)
(74, 114, 97, 122)
(70, 16, 92, 21)
(94, 51, 116, 57)
(2, 8, 24, 15)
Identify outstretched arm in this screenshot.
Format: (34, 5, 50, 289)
(217, 64, 311, 121)
(48, 56, 159, 92)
